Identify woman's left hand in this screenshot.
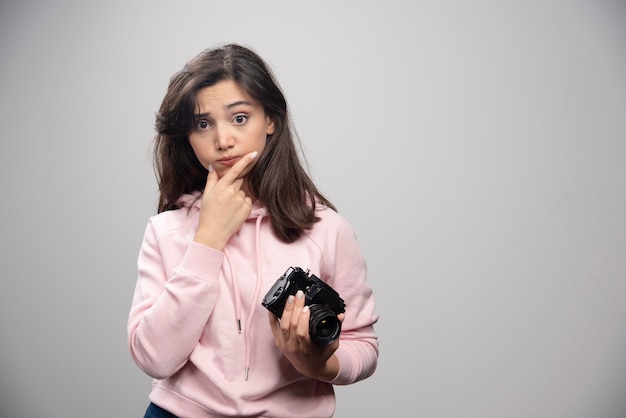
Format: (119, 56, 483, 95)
(268, 290, 344, 381)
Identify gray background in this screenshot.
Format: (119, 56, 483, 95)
(1, 1, 625, 417)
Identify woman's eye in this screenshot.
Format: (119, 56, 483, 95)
(233, 114, 248, 124)
(196, 120, 210, 130)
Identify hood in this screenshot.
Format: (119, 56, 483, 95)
(176, 192, 268, 220)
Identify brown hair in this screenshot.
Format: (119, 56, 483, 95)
(153, 43, 336, 243)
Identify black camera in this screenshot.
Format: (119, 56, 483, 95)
(262, 267, 346, 345)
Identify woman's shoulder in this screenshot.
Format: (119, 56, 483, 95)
(146, 198, 199, 236)
(310, 204, 357, 237)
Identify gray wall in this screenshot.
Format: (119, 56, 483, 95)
(1, 1, 625, 417)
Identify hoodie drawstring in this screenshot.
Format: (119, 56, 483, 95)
(223, 215, 265, 381)
(223, 251, 243, 333)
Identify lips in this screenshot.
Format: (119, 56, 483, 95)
(217, 156, 241, 167)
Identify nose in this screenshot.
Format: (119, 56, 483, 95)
(215, 124, 234, 150)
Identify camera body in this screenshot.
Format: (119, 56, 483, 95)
(262, 266, 346, 345)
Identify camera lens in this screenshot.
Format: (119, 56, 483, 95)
(308, 305, 341, 345)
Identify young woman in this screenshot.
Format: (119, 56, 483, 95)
(127, 43, 379, 418)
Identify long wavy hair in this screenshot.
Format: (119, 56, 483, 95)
(153, 43, 336, 243)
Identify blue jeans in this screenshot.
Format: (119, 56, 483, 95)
(143, 402, 179, 418)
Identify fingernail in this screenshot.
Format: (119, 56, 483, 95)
(287, 295, 294, 305)
(250, 151, 258, 159)
(302, 305, 309, 313)
(208, 164, 213, 172)
(296, 290, 304, 299)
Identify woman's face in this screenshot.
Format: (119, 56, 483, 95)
(188, 79, 275, 180)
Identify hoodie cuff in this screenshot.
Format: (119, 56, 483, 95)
(328, 348, 351, 384)
(178, 241, 224, 282)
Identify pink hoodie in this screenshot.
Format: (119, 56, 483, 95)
(127, 193, 379, 418)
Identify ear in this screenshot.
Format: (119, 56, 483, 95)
(266, 118, 276, 136)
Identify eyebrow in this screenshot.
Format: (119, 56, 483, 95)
(194, 100, 254, 118)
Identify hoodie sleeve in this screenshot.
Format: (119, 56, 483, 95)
(318, 212, 380, 385)
(127, 218, 224, 379)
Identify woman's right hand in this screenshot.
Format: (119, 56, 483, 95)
(193, 151, 258, 250)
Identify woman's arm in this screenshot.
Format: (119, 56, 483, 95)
(127, 220, 223, 379)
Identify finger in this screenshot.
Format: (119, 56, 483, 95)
(297, 305, 311, 340)
(219, 151, 259, 184)
(280, 295, 296, 333)
(231, 178, 245, 193)
(204, 167, 219, 191)
(290, 290, 305, 329)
